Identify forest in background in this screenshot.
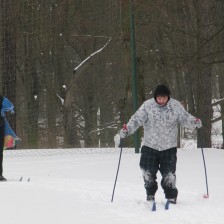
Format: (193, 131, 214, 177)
(0, 0, 224, 149)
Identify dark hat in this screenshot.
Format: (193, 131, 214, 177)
(154, 84, 171, 100)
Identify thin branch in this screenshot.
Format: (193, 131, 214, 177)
(182, 25, 224, 67)
(88, 126, 117, 135)
(204, 60, 224, 65)
(65, 37, 112, 99)
(211, 98, 224, 107)
(71, 34, 112, 39)
(73, 37, 112, 73)
(212, 116, 223, 123)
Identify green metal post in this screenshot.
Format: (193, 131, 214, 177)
(129, 0, 140, 153)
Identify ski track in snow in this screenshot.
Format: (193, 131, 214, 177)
(0, 148, 223, 224)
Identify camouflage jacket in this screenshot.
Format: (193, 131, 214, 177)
(126, 98, 199, 151)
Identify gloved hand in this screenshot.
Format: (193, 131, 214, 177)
(119, 124, 128, 139)
(119, 124, 128, 147)
(195, 118, 202, 128)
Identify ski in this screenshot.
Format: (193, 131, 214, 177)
(152, 201, 156, 211)
(148, 200, 171, 211)
(165, 200, 170, 210)
(5, 177, 31, 182)
(19, 176, 30, 182)
(146, 199, 175, 211)
(147, 201, 156, 211)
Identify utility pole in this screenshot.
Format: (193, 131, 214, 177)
(129, 0, 140, 153)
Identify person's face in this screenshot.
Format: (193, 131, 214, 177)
(156, 95, 169, 106)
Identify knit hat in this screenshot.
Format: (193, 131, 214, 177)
(154, 84, 171, 101)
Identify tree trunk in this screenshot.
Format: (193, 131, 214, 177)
(195, 0, 212, 148)
(1, 0, 16, 130)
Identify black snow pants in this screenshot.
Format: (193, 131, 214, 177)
(139, 145, 178, 199)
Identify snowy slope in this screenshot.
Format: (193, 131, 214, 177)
(1, 148, 223, 224)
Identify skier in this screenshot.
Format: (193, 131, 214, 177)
(118, 84, 202, 204)
(0, 95, 15, 181)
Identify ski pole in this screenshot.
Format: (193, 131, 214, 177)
(201, 147, 209, 198)
(198, 130, 209, 198)
(111, 138, 124, 202)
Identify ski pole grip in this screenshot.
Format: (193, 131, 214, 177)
(119, 138, 125, 148)
(123, 124, 128, 131)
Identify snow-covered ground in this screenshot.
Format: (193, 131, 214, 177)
(1, 147, 223, 224)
